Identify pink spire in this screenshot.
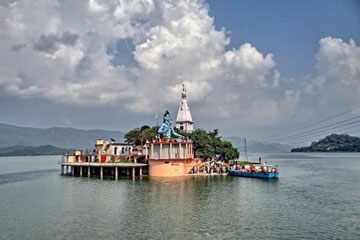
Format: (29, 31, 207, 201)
(176, 84, 194, 132)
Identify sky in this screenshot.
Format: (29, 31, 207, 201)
(0, 0, 360, 144)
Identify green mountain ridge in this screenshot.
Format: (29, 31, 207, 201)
(0, 145, 74, 156)
(0, 123, 124, 149)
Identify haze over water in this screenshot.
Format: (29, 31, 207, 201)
(0, 153, 360, 240)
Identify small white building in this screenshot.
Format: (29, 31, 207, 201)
(176, 84, 194, 132)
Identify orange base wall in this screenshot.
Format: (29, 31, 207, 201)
(148, 159, 197, 177)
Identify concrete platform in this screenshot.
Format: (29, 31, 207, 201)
(60, 162, 148, 179)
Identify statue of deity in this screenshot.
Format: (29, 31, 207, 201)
(158, 110, 183, 142)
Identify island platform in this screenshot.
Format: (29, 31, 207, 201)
(60, 162, 148, 179)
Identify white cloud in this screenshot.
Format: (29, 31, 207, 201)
(0, 0, 299, 126)
(305, 37, 360, 108)
(316, 37, 360, 87)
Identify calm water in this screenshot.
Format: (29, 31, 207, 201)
(0, 153, 360, 240)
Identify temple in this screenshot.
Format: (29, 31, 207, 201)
(176, 84, 194, 132)
(60, 86, 202, 178)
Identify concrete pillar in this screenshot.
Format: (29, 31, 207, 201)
(151, 144, 154, 159)
(139, 167, 143, 177)
(72, 166, 75, 176)
(145, 144, 148, 159)
(61, 165, 64, 175)
(88, 167, 91, 178)
(132, 167, 135, 179)
(66, 166, 69, 175)
(179, 143, 183, 159)
(100, 167, 103, 180)
(185, 143, 188, 158)
(127, 168, 130, 176)
(191, 144, 194, 158)
(80, 166, 83, 177)
(160, 143, 163, 159)
(115, 167, 118, 180)
(170, 143, 173, 159)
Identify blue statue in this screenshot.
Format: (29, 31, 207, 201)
(158, 110, 183, 142)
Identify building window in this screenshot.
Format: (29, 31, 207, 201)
(180, 126, 184, 130)
(165, 161, 169, 164)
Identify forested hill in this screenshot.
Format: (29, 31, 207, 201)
(0, 145, 74, 157)
(291, 134, 360, 152)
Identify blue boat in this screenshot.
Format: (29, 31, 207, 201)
(229, 170, 279, 179)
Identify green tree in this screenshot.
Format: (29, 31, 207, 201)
(187, 128, 239, 162)
(143, 126, 160, 142)
(124, 128, 141, 145)
(140, 125, 150, 131)
(125, 126, 160, 145)
(221, 140, 239, 161)
(189, 129, 215, 160)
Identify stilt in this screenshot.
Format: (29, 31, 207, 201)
(132, 167, 135, 179)
(72, 166, 75, 176)
(100, 167, 103, 180)
(115, 167, 118, 180)
(139, 167, 143, 177)
(88, 167, 91, 178)
(61, 165, 64, 175)
(127, 168, 129, 176)
(80, 166, 83, 177)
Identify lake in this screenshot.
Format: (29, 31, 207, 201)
(0, 153, 360, 239)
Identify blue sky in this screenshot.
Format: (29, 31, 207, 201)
(0, 0, 359, 144)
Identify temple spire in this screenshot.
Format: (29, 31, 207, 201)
(182, 84, 186, 99)
(176, 83, 194, 132)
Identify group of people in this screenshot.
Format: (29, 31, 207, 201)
(191, 161, 228, 174)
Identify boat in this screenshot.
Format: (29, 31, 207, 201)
(229, 163, 279, 179)
(229, 169, 279, 179)
(228, 138, 279, 179)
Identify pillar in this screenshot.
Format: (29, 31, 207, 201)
(88, 167, 91, 178)
(80, 166, 83, 177)
(151, 144, 154, 159)
(132, 167, 135, 179)
(191, 144, 194, 158)
(127, 168, 130, 176)
(139, 167, 143, 177)
(61, 165, 64, 175)
(170, 143, 173, 159)
(72, 166, 75, 176)
(185, 143, 188, 158)
(160, 143, 163, 159)
(145, 144, 148, 159)
(179, 143, 183, 159)
(100, 167, 103, 180)
(115, 167, 118, 180)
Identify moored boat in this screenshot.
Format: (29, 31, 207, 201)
(228, 163, 279, 179)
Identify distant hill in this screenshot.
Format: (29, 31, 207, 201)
(0, 123, 124, 149)
(0, 145, 74, 156)
(291, 134, 360, 152)
(226, 136, 292, 153)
